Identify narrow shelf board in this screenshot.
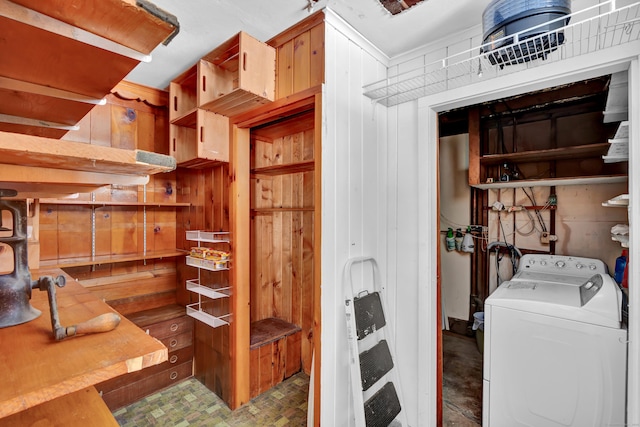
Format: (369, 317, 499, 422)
(39, 250, 185, 268)
(170, 108, 198, 127)
(602, 194, 629, 207)
(471, 175, 628, 189)
(0, 131, 176, 175)
(39, 199, 191, 207)
(250, 317, 301, 350)
(251, 207, 315, 214)
(479, 143, 610, 165)
(251, 160, 315, 176)
(0, 268, 167, 418)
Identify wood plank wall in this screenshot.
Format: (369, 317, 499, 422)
(38, 90, 180, 316)
(176, 165, 231, 403)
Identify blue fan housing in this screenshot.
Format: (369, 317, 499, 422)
(481, 0, 571, 67)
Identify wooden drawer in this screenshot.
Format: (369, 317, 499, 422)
(97, 346, 193, 392)
(101, 361, 193, 410)
(159, 329, 193, 352)
(144, 315, 193, 340)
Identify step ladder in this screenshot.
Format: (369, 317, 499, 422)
(344, 257, 409, 427)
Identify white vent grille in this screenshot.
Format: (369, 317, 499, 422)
(363, 1, 640, 107)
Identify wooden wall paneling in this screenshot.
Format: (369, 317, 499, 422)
(293, 32, 311, 94)
(110, 105, 137, 150)
(285, 331, 302, 378)
(90, 103, 113, 147)
(258, 343, 273, 394)
(39, 204, 58, 261)
(277, 40, 294, 99)
(57, 206, 91, 259)
(309, 23, 325, 88)
(95, 205, 113, 258)
(250, 346, 260, 397)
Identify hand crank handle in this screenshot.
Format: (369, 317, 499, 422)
(64, 312, 121, 338)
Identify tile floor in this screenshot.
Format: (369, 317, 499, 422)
(114, 333, 481, 427)
(113, 372, 309, 427)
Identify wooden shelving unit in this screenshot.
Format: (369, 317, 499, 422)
(168, 31, 275, 169)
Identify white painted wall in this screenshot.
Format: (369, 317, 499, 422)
(439, 135, 472, 322)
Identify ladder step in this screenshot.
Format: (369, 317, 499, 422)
(354, 292, 386, 340)
(360, 339, 394, 391)
(364, 381, 402, 427)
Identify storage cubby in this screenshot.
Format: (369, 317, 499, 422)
(169, 108, 229, 168)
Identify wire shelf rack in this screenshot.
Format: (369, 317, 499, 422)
(363, 1, 640, 107)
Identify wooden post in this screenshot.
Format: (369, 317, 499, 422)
(468, 107, 481, 186)
(229, 124, 251, 408)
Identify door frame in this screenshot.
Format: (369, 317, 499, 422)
(417, 50, 640, 426)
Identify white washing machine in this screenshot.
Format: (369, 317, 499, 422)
(483, 254, 627, 427)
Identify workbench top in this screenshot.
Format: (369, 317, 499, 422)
(0, 268, 167, 418)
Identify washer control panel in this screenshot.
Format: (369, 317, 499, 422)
(520, 254, 608, 276)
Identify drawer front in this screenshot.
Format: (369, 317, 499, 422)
(145, 315, 193, 340)
(97, 346, 194, 393)
(160, 330, 193, 352)
(101, 361, 193, 410)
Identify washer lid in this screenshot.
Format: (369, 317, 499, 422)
(486, 274, 622, 329)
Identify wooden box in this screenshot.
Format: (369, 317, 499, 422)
(249, 318, 302, 398)
(169, 108, 229, 168)
(199, 32, 276, 116)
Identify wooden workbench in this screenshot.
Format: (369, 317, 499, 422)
(0, 267, 167, 419)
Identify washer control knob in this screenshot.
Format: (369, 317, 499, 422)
(576, 263, 584, 269)
(540, 261, 547, 266)
(589, 264, 597, 270)
(555, 261, 565, 268)
(528, 259, 536, 265)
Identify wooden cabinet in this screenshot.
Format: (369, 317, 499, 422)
(97, 305, 194, 410)
(169, 31, 275, 168)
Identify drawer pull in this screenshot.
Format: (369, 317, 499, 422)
(170, 339, 178, 348)
(170, 323, 179, 332)
(170, 355, 178, 364)
(170, 371, 178, 380)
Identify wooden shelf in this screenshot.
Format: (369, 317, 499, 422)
(0, 268, 167, 418)
(0, 0, 177, 138)
(0, 130, 177, 197)
(39, 249, 186, 269)
(39, 199, 190, 208)
(479, 143, 610, 166)
(251, 160, 315, 176)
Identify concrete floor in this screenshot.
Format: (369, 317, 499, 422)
(442, 330, 483, 426)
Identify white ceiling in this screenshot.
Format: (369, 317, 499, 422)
(126, 0, 492, 90)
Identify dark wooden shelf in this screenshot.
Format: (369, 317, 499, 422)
(251, 207, 314, 214)
(480, 143, 610, 166)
